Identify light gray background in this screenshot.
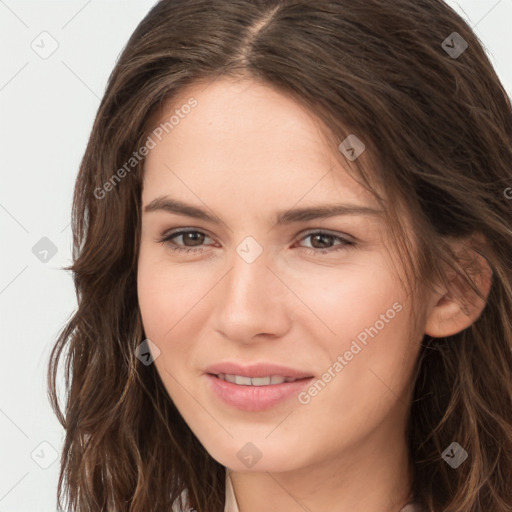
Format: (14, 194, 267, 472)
(1, 1, 511, 510)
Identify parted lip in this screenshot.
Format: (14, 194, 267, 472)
(204, 362, 314, 379)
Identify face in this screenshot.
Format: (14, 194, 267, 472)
(137, 77, 425, 473)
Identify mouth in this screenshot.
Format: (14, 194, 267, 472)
(210, 373, 308, 386)
(204, 363, 315, 411)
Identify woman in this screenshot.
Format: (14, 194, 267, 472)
(48, 1, 512, 511)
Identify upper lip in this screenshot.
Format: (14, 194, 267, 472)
(205, 362, 314, 379)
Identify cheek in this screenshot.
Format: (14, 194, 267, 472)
(136, 247, 220, 378)
(291, 263, 415, 414)
(137, 245, 206, 335)
(289, 257, 403, 348)
(306, 305, 416, 435)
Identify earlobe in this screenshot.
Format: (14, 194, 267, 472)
(424, 241, 493, 339)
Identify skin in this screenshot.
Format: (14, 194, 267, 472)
(137, 77, 492, 512)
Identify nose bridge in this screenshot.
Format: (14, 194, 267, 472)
(225, 243, 277, 314)
(213, 241, 290, 341)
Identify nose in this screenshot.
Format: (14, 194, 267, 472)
(212, 246, 292, 345)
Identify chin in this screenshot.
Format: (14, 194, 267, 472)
(200, 436, 309, 473)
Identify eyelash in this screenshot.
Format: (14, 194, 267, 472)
(157, 228, 355, 255)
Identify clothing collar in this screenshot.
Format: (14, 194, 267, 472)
(224, 469, 239, 512)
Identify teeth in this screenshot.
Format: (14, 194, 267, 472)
(235, 375, 252, 386)
(251, 377, 271, 386)
(217, 374, 297, 386)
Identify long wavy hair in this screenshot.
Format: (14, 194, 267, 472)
(48, 0, 512, 510)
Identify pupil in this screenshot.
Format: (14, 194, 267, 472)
(186, 232, 203, 246)
(313, 234, 332, 249)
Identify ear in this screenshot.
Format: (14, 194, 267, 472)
(424, 235, 493, 338)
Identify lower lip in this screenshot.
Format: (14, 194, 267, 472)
(205, 374, 314, 411)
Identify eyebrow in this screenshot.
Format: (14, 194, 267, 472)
(143, 196, 383, 227)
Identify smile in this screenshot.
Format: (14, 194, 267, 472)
(206, 373, 314, 411)
(215, 374, 303, 386)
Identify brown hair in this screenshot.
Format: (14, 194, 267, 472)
(48, 1, 512, 510)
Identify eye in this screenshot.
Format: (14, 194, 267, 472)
(296, 230, 355, 254)
(158, 229, 213, 255)
(157, 228, 356, 255)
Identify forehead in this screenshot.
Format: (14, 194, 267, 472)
(143, 77, 381, 209)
